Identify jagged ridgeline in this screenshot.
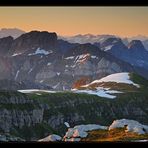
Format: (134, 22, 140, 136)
(0, 73, 148, 141)
(0, 31, 148, 91)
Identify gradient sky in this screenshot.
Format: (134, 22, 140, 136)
(0, 7, 148, 37)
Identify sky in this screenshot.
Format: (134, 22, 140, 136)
(0, 7, 148, 37)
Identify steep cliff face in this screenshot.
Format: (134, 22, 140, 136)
(0, 91, 43, 133)
(100, 38, 148, 71)
(9, 31, 58, 55)
(0, 74, 148, 141)
(0, 36, 13, 55)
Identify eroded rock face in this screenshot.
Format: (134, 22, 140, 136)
(0, 109, 43, 132)
(0, 31, 147, 90)
(10, 31, 58, 54)
(0, 94, 44, 133)
(63, 124, 107, 141)
(0, 36, 13, 55)
(0, 89, 148, 141)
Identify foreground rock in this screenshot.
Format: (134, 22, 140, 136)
(109, 119, 148, 134)
(0, 134, 25, 142)
(63, 124, 107, 141)
(38, 134, 62, 142)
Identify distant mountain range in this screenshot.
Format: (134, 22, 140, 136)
(0, 30, 148, 91)
(0, 28, 25, 39)
(58, 34, 116, 44)
(59, 34, 148, 51)
(1, 28, 148, 50)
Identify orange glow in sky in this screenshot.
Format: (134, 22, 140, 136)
(0, 7, 148, 37)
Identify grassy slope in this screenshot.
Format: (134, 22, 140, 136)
(81, 128, 148, 142)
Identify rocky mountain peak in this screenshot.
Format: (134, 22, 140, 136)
(71, 43, 101, 55)
(101, 37, 122, 47)
(100, 37, 127, 52)
(128, 40, 145, 50)
(0, 36, 14, 55)
(10, 31, 58, 54)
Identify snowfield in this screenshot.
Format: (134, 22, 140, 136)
(89, 72, 139, 87)
(72, 72, 139, 99)
(28, 48, 53, 56)
(17, 89, 57, 94)
(73, 89, 122, 99)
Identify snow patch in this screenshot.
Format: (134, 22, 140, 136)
(12, 53, 22, 56)
(73, 86, 123, 99)
(104, 45, 113, 51)
(91, 55, 98, 59)
(57, 72, 61, 76)
(64, 122, 70, 128)
(63, 86, 66, 90)
(52, 83, 60, 89)
(73, 89, 117, 99)
(39, 80, 44, 83)
(71, 65, 76, 68)
(106, 90, 123, 94)
(47, 62, 52, 66)
(90, 72, 140, 88)
(28, 48, 53, 56)
(17, 89, 56, 94)
(74, 54, 90, 64)
(28, 68, 33, 74)
(15, 70, 20, 80)
(64, 56, 75, 60)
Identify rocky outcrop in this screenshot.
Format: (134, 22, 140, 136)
(109, 119, 148, 134)
(0, 36, 13, 55)
(128, 40, 146, 51)
(9, 31, 58, 55)
(38, 134, 62, 142)
(63, 124, 107, 141)
(0, 92, 43, 133)
(100, 38, 148, 71)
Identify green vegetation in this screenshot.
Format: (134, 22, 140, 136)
(81, 127, 148, 142)
(10, 122, 57, 141)
(0, 103, 37, 110)
(0, 90, 40, 110)
(0, 73, 148, 140)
